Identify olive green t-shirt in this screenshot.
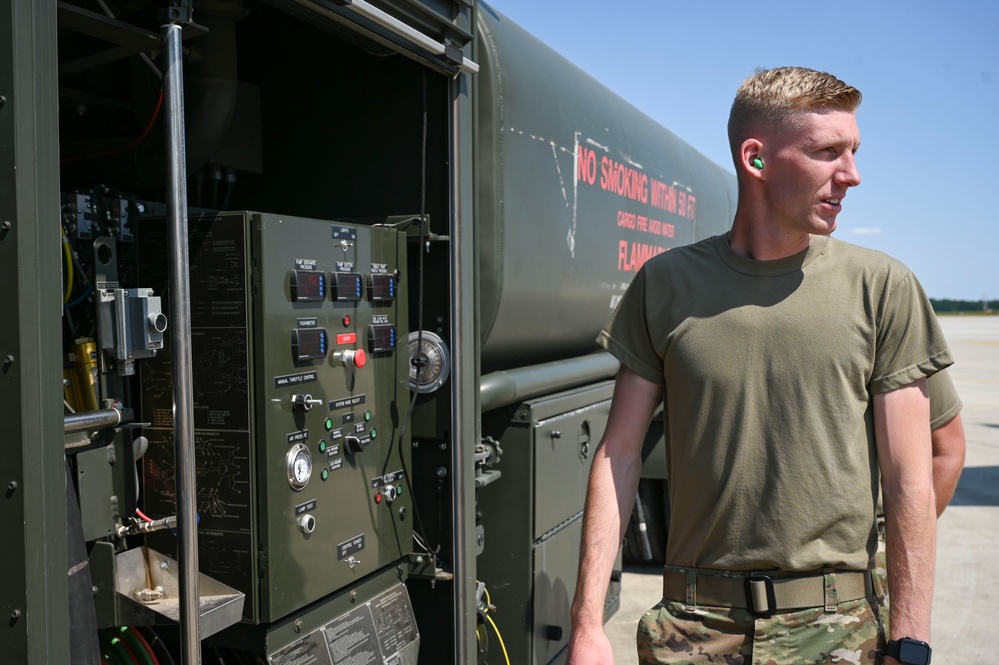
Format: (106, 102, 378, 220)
(927, 368, 962, 429)
(597, 233, 952, 572)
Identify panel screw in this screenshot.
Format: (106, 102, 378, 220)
(7, 481, 16, 491)
(1, 221, 11, 230)
(10, 609, 20, 619)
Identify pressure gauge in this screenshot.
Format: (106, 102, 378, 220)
(286, 443, 312, 491)
(407, 331, 450, 394)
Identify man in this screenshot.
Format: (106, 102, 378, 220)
(566, 67, 952, 665)
(873, 369, 965, 629)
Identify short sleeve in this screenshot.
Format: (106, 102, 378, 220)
(928, 368, 962, 429)
(596, 268, 665, 385)
(869, 269, 953, 394)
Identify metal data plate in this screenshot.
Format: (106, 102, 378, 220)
(267, 582, 419, 665)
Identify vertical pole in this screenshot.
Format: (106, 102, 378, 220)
(449, 67, 477, 665)
(161, 21, 201, 665)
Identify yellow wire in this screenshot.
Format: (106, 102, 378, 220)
(485, 614, 511, 665)
(62, 231, 74, 304)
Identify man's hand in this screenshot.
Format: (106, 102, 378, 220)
(565, 625, 615, 665)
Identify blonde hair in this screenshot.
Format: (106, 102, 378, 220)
(727, 67, 862, 156)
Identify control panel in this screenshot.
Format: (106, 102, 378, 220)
(137, 212, 411, 623)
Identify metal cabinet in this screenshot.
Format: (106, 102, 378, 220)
(478, 381, 621, 665)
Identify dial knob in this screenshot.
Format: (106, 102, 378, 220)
(407, 331, 450, 394)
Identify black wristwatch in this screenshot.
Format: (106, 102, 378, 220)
(884, 637, 932, 665)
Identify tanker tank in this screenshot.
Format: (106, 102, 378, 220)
(476, 3, 737, 373)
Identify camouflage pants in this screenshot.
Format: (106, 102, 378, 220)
(871, 530, 890, 633)
(636, 596, 886, 664)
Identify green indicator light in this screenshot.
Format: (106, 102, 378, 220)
(321, 468, 329, 480)
(319, 441, 327, 452)
(364, 410, 372, 422)
(396, 484, 403, 496)
(370, 428, 377, 439)
(325, 418, 333, 431)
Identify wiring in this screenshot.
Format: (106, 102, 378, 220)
(61, 91, 164, 164)
(476, 583, 510, 665)
(383, 67, 442, 565)
(137, 627, 177, 665)
(100, 628, 141, 665)
(99, 629, 129, 665)
(125, 626, 161, 665)
(484, 614, 511, 665)
(63, 228, 75, 304)
(118, 626, 156, 665)
(65, 286, 94, 310)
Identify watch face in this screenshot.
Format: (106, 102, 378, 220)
(897, 640, 931, 665)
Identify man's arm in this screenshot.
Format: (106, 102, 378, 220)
(931, 413, 965, 516)
(566, 366, 662, 665)
(875, 378, 935, 655)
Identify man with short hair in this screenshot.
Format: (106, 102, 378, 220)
(565, 67, 951, 665)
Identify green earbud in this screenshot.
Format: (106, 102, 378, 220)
(752, 158, 764, 169)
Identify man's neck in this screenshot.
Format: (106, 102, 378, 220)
(728, 212, 812, 261)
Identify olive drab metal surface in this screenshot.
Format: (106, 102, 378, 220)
(476, 5, 737, 372)
(137, 212, 411, 623)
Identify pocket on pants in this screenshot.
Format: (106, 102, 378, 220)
(635, 601, 752, 664)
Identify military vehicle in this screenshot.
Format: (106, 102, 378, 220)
(0, 1, 735, 663)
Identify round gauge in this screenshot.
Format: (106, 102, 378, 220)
(286, 443, 312, 491)
(407, 331, 451, 394)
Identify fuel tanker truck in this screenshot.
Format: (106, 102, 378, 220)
(1, 1, 735, 663)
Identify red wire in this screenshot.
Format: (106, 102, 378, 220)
(61, 91, 164, 164)
(127, 626, 161, 665)
(134, 508, 154, 523)
(109, 632, 141, 665)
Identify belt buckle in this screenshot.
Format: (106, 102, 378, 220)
(744, 574, 777, 618)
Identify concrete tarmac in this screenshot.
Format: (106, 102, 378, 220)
(606, 315, 999, 663)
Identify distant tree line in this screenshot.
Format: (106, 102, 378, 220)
(931, 298, 997, 314)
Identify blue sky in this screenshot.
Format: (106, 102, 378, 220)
(489, 1, 998, 301)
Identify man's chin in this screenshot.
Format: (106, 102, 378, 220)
(811, 218, 838, 236)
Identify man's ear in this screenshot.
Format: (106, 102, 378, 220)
(740, 139, 765, 181)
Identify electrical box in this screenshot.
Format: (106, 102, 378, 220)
(477, 382, 621, 665)
(137, 212, 411, 623)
